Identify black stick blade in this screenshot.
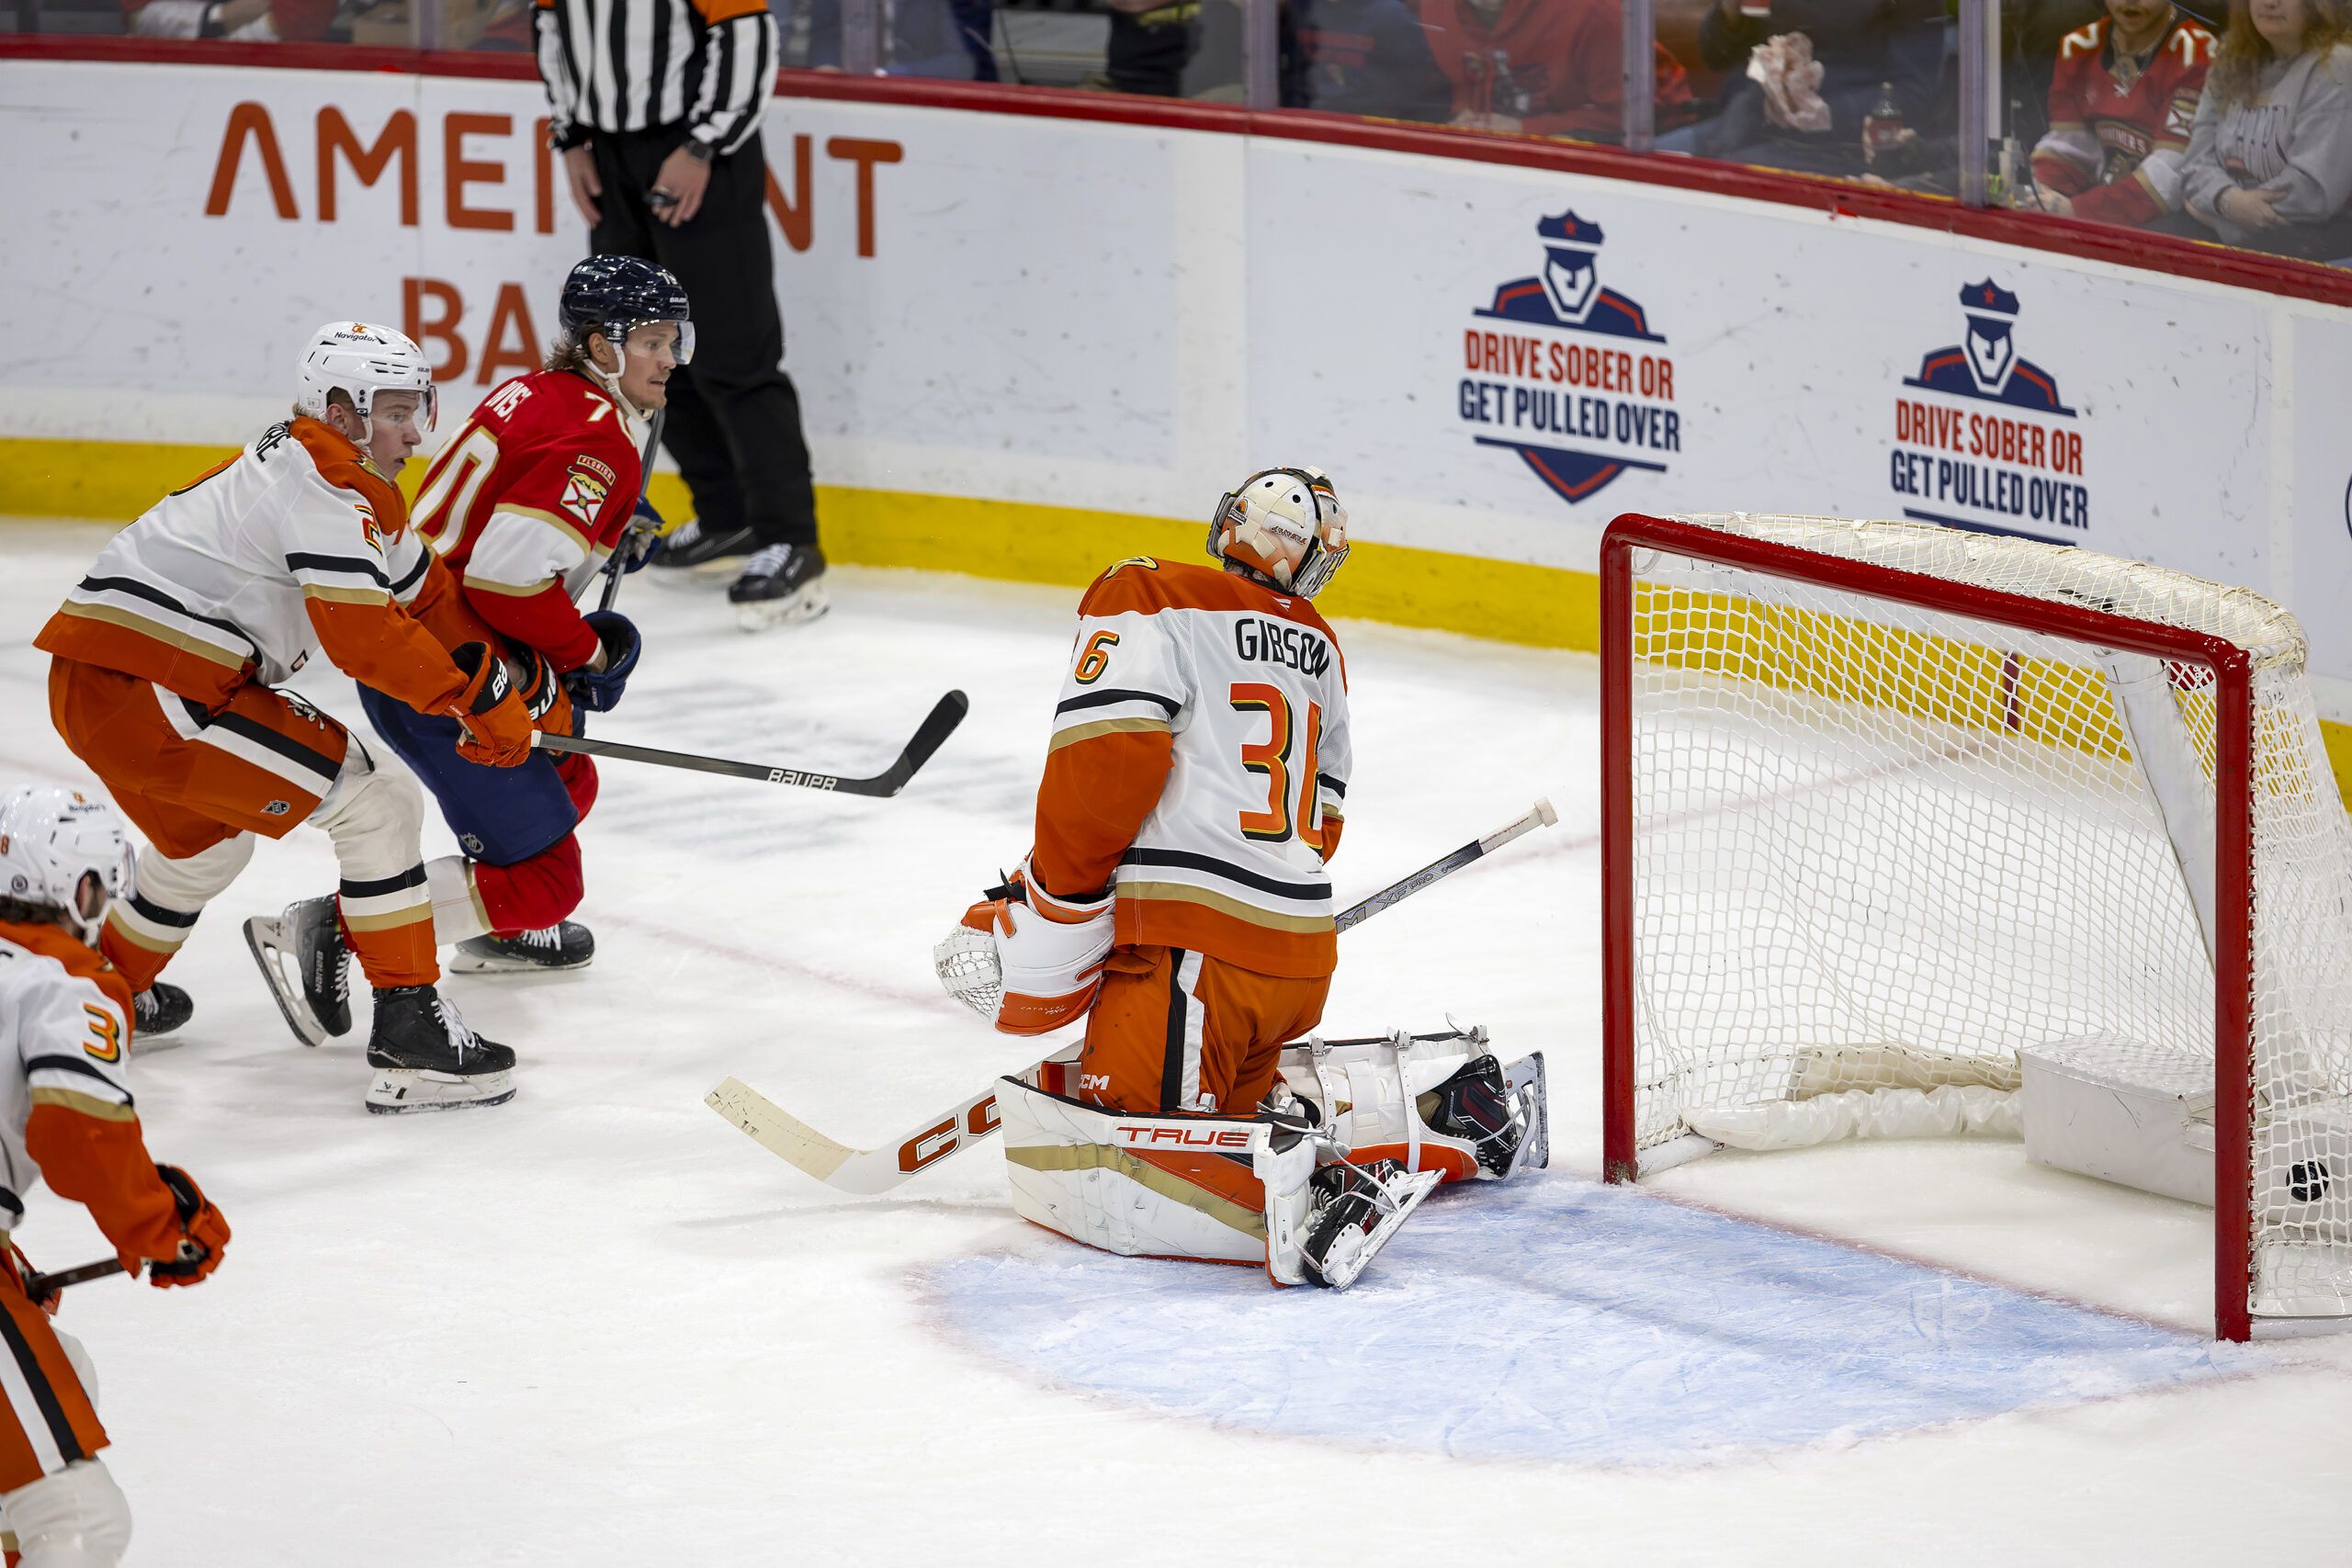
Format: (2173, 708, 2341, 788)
(848, 689, 968, 798)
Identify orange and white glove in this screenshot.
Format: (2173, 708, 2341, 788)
(446, 642, 536, 768)
(143, 1164, 230, 1289)
(953, 860, 1114, 1036)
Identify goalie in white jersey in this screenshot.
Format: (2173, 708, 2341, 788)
(941, 467, 1487, 1287)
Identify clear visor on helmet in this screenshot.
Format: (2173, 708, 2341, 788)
(359, 383, 437, 435)
(617, 320, 695, 367)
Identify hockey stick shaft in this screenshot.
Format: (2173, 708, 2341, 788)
(597, 408, 667, 615)
(24, 1258, 126, 1301)
(710, 797, 1559, 1192)
(534, 690, 968, 798)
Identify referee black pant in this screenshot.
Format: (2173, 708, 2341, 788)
(591, 127, 820, 550)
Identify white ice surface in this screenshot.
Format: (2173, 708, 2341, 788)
(0, 522, 2346, 1564)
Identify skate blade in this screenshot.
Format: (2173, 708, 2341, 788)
(366, 1067, 517, 1114)
(445, 949, 594, 975)
(243, 916, 328, 1048)
(734, 581, 831, 633)
(129, 1034, 187, 1057)
(1309, 1168, 1442, 1291)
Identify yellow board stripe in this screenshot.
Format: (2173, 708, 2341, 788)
(5, 435, 2347, 806)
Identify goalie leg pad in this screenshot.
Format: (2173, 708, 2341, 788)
(1276, 1026, 1547, 1182)
(997, 1077, 1323, 1282)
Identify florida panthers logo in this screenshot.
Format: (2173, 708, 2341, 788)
(560, 465, 611, 530)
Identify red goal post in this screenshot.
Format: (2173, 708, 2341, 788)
(1599, 513, 2265, 1340)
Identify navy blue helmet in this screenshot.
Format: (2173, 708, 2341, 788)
(558, 255, 694, 364)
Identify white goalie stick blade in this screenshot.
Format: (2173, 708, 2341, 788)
(706, 1076, 1004, 1195)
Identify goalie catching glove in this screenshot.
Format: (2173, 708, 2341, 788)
(935, 861, 1113, 1035)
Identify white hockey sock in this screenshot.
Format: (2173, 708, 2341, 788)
(2, 1460, 131, 1567)
(426, 856, 492, 945)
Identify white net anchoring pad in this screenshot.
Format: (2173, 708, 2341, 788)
(1623, 513, 2352, 1325)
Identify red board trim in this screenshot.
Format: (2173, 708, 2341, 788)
(1598, 512, 2257, 1343)
(7, 34, 2350, 308)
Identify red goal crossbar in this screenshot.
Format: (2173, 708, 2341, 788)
(1597, 513, 2257, 1342)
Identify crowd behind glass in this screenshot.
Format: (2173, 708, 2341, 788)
(12, 0, 2349, 265)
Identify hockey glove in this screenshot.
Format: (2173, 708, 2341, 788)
(957, 860, 1114, 1036)
(619, 498, 665, 574)
(564, 611, 641, 714)
(144, 1164, 230, 1288)
(514, 648, 577, 739)
(446, 642, 535, 768)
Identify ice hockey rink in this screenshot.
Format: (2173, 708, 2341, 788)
(0, 519, 2346, 1564)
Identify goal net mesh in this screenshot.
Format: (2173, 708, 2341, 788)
(1626, 514, 2352, 1320)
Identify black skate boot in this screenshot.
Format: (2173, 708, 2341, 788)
(1299, 1157, 1439, 1290)
(728, 543, 830, 630)
(448, 920, 595, 974)
(652, 518, 756, 569)
(364, 985, 515, 1115)
(1416, 1055, 1532, 1178)
(131, 982, 193, 1045)
(243, 896, 351, 1047)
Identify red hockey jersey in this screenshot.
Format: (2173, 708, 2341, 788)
(2031, 11, 2214, 226)
(411, 371, 646, 671)
(1419, 0, 1690, 139)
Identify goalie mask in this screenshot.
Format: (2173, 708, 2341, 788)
(1206, 467, 1350, 599)
(0, 786, 133, 948)
(294, 322, 436, 445)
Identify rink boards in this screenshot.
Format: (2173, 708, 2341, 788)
(5, 51, 2352, 789)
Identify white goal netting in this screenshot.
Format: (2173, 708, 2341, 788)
(1620, 514, 2352, 1325)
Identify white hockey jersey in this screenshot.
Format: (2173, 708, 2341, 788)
(1030, 556, 1350, 978)
(36, 418, 477, 718)
(0, 925, 139, 1235)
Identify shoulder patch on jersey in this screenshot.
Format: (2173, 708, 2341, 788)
(571, 453, 617, 488)
(560, 464, 612, 530)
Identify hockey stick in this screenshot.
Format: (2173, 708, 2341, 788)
(596, 408, 667, 615)
(707, 797, 1559, 1192)
(533, 690, 968, 798)
(23, 1258, 127, 1303)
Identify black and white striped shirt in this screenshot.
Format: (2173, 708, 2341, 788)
(535, 0, 777, 156)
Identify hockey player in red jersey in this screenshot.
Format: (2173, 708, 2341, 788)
(2027, 0, 2215, 225)
(38, 323, 537, 1114)
(327, 256, 678, 979)
(0, 786, 231, 1566)
(935, 468, 1537, 1289)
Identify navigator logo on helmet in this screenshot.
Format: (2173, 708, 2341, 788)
(0, 786, 134, 948)
(557, 255, 694, 423)
(1206, 466, 1351, 599)
(294, 322, 436, 446)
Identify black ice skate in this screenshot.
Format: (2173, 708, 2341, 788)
(1298, 1157, 1439, 1291)
(1417, 1053, 1544, 1178)
(728, 543, 830, 630)
(365, 986, 515, 1114)
(243, 896, 351, 1047)
(448, 920, 594, 974)
(131, 982, 193, 1048)
(652, 518, 756, 569)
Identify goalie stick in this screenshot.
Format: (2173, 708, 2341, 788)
(534, 690, 968, 798)
(707, 796, 1558, 1193)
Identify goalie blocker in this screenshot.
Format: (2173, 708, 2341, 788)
(1000, 1026, 1546, 1288)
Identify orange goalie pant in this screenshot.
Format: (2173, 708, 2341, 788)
(1077, 945, 1331, 1117)
(49, 656, 436, 991)
(0, 1274, 107, 1495)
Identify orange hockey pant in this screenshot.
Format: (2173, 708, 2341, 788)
(49, 657, 437, 991)
(0, 1274, 107, 1495)
(1076, 945, 1330, 1116)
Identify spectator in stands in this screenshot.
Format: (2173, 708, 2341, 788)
(1420, 0, 1693, 141)
(122, 0, 327, 37)
(1292, 0, 1454, 119)
(1663, 0, 1933, 163)
(2177, 0, 2352, 256)
(2022, 0, 2216, 224)
(1104, 0, 1202, 95)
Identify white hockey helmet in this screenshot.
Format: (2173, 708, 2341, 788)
(1206, 467, 1350, 599)
(294, 322, 436, 441)
(0, 786, 133, 947)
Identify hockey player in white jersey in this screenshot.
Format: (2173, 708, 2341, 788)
(36, 323, 541, 1113)
(938, 467, 1535, 1287)
(0, 786, 232, 1567)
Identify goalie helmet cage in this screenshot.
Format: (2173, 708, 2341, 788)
(1598, 513, 2352, 1342)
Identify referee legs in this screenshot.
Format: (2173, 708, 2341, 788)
(591, 129, 820, 556)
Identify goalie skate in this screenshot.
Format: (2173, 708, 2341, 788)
(243, 897, 351, 1048)
(1299, 1157, 1440, 1290)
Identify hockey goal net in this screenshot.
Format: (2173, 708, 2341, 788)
(1600, 513, 2352, 1340)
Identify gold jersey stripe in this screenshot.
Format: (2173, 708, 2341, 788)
(51, 599, 248, 670)
(30, 1086, 136, 1123)
(1005, 1142, 1267, 1240)
(1117, 880, 1334, 933)
(1047, 715, 1171, 753)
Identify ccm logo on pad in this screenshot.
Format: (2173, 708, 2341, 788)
(1111, 1126, 1252, 1148)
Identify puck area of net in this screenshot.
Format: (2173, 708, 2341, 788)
(924, 1175, 2248, 1466)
